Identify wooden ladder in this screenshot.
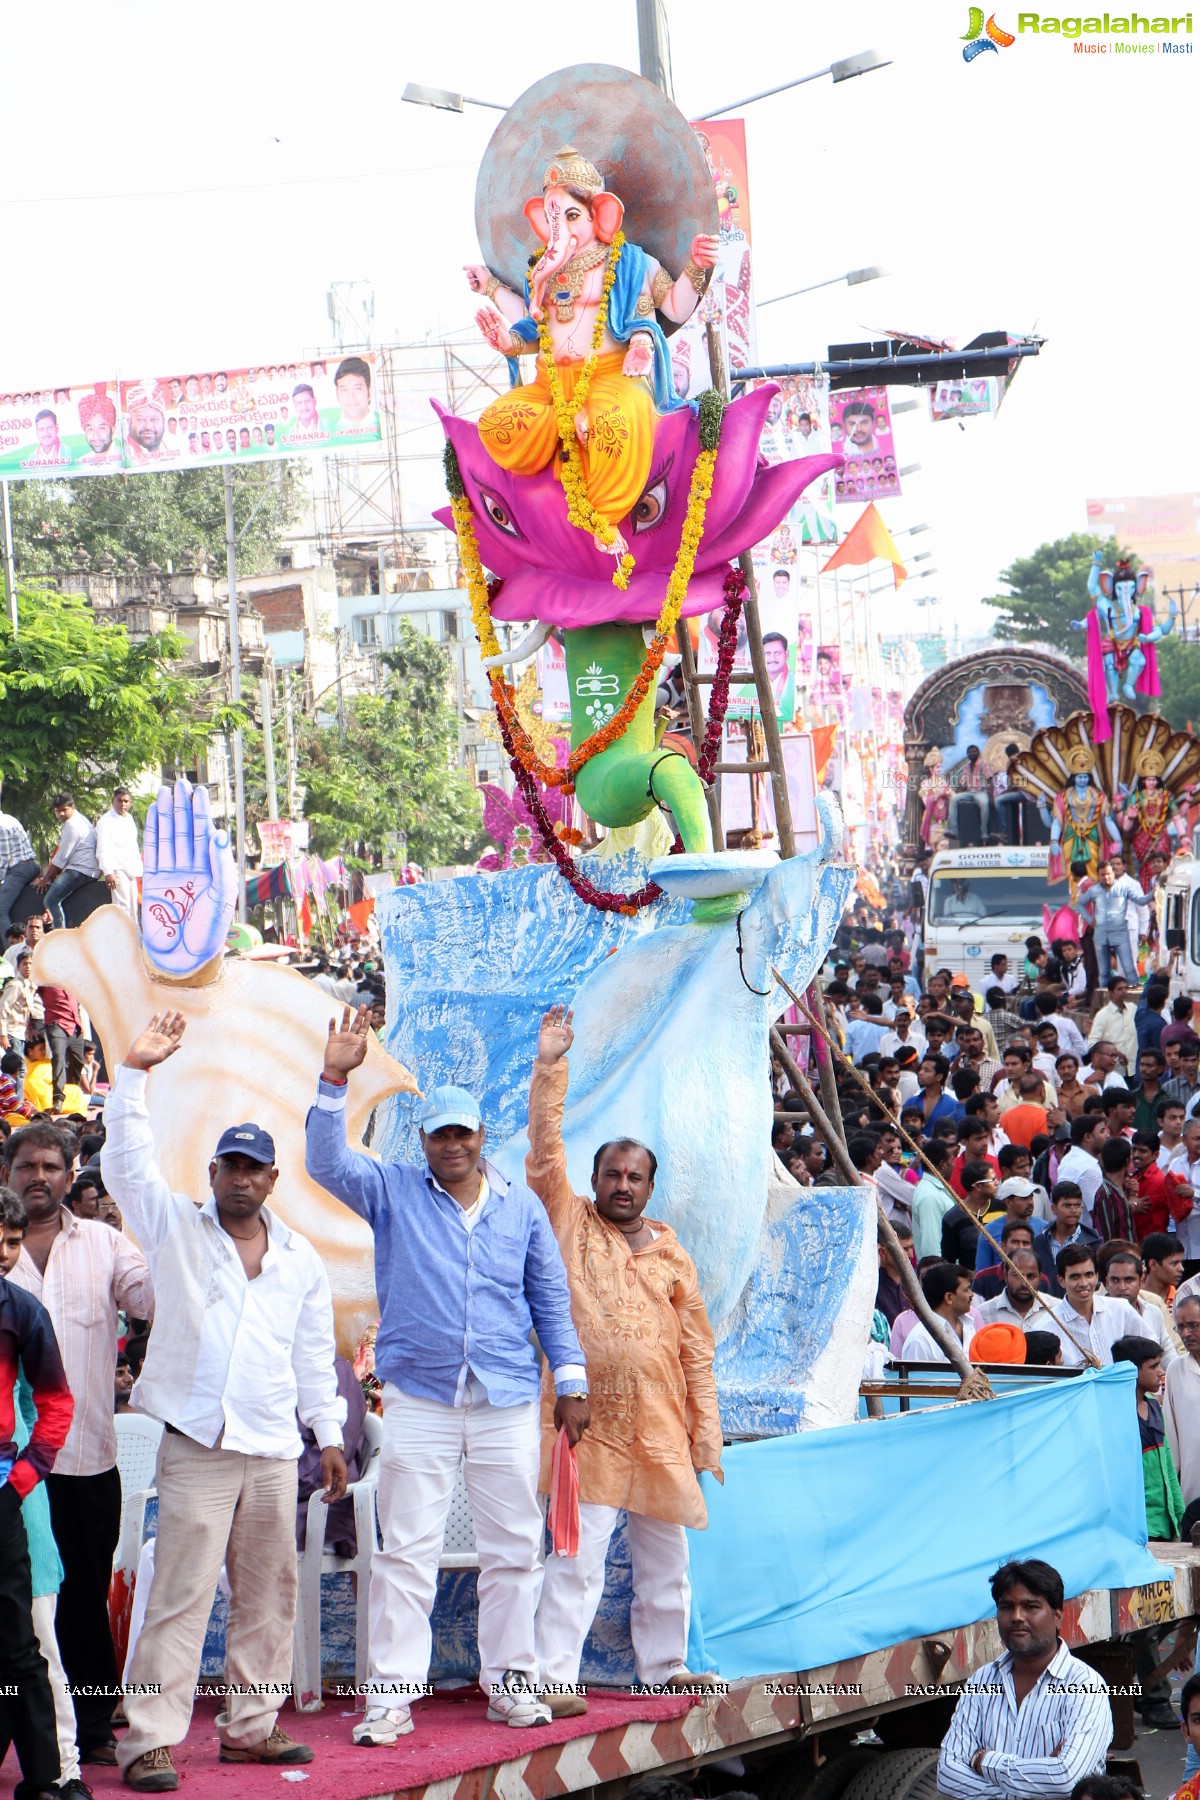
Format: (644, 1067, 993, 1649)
(670, 322, 798, 859)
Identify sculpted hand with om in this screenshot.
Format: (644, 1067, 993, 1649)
(141, 778, 238, 978)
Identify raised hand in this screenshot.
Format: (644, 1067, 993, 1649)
(141, 779, 238, 978)
(464, 264, 494, 295)
(536, 1004, 574, 1067)
(689, 233, 720, 269)
(322, 1005, 372, 1082)
(124, 1010, 187, 1071)
(475, 307, 516, 356)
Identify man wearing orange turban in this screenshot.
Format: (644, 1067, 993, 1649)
(78, 392, 117, 461)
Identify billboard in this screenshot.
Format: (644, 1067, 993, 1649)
(671, 118, 757, 403)
(1085, 492, 1200, 616)
(0, 354, 381, 481)
(830, 387, 901, 506)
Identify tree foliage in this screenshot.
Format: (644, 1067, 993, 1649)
(0, 585, 243, 842)
(1156, 640, 1200, 734)
(7, 462, 305, 581)
(245, 623, 486, 869)
(983, 532, 1140, 654)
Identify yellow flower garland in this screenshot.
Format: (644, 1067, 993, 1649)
(536, 232, 636, 591)
(448, 425, 720, 791)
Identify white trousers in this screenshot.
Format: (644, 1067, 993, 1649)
(536, 1504, 691, 1687)
(32, 1593, 81, 1786)
(370, 1381, 543, 1699)
(109, 871, 140, 918)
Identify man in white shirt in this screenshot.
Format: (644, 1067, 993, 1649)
(1033, 994, 1088, 1062)
(898, 1261, 976, 1362)
(1165, 1296, 1200, 1506)
(32, 790, 100, 929)
(103, 1010, 348, 1792)
(1102, 1248, 1177, 1367)
(93, 785, 143, 918)
(4, 912, 46, 975)
(979, 1249, 1047, 1332)
(1054, 1114, 1108, 1227)
(1041, 1243, 1152, 1367)
(937, 1558, 1111, 1798)
(880, 1006, 926, 1064)
(1087, 978, 1139, 1078)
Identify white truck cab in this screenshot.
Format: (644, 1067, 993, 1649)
(923, 845, 1055, 982)
(1157, 854, 1200, 998)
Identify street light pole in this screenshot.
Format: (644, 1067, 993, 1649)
(637, 0, 675, 97)
(1, 482, 17, 636)
(222, 465, 247, 923)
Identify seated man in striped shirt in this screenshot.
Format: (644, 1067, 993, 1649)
(937, 1558, 1111, 1798)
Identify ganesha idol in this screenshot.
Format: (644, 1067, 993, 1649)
(437, 104, 838, 917)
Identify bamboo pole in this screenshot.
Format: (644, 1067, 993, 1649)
(769, 1025, 990, 1396)
(771, 968, 1098, 1368)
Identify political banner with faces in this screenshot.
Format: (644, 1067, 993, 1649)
(0, 384, 124, 478)
(829, 386, 901, 506)
(669, 118, 756, 404)
(0, 354, 381, 480)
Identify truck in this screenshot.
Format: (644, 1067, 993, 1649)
(922, 844, 1058, 982)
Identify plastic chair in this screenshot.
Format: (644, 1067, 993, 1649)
(113, 1414, 163, 1575)
(292, 1411, 383, 1712)
(110, 1414, 163, 1669)
(440, 1462, 480, 1570)
(290, 1419, 483, 1711)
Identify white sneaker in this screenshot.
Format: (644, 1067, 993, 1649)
(487, 1670, 553, 1728)
(352, 1704, 413, 1746)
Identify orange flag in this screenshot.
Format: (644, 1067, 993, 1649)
(821, 502, 907, 588)
(810, 722, 838, 785)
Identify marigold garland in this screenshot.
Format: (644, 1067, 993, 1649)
(536, 231, 635, 590)
(444, 393, 725, 792)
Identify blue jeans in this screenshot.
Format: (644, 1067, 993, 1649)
(1095, 929, 1136, 986)
(42, 869, 92, 930)
(0, 858, 40, 942)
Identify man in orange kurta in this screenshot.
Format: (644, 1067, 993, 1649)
(526, 1006, 723, 1715)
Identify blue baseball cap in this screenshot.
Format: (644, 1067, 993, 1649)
(419, 1085, 483, 1135)
(213, 1123, 277, 1165)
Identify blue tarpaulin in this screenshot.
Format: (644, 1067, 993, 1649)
(687, 1365, 1162, 1678)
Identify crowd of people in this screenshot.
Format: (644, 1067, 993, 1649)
(768, 876, 1200, 1757)
(0, 847, 722, 1800)
(9, 780, 1200, 1797)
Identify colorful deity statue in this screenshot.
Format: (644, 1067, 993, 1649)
(1074, 548, 1177, 742)
(1116, 749, 1180, 888)
(919, 749, 952, 849)
(465, 146, 718, 565)
(1044, 746, 1122, 897)
(440, 82, 838, 920)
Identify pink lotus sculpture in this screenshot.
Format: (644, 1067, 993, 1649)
(434, 385, 840, 628)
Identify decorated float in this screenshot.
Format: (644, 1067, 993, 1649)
(36, 64, 877, 1694)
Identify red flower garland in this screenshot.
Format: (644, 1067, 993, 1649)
(697, 566, 748, 786)
(496, 561, 747, 916)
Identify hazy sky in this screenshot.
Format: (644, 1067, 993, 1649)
(2, 0, 1195, 633)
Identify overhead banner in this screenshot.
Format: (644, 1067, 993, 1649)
(671, 118, 756, 404)
(0, 354, 381, 481)
(699, 375, 834, 724)
(830, 386, 901, 505)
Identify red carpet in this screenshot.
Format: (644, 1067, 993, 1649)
(2, 1687, 698, 1800)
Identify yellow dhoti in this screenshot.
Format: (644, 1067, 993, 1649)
(478, 350, 656, 530)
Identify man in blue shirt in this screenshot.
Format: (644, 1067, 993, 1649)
(306, 1007, 589, 1747)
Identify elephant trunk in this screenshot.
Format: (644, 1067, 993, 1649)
(529, 229, 578, 321)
